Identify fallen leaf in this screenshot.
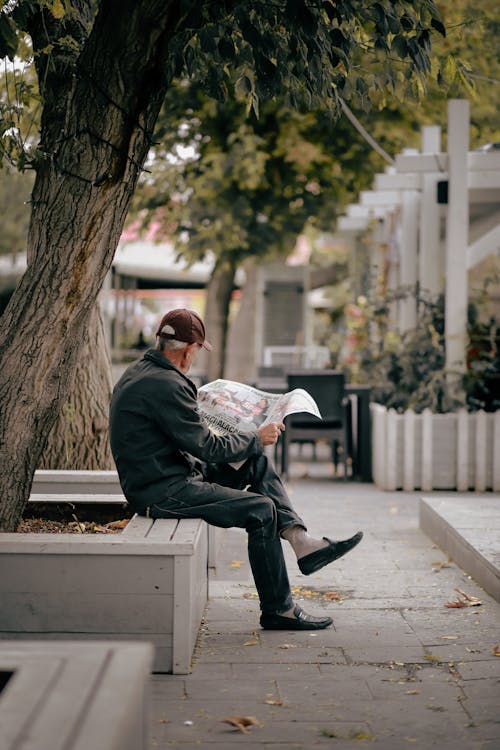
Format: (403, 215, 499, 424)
(230, 560, 244, 568)
(406, 690, 420, 695)
(432, 561, 451, 572)
(243, 639, 259, 647)
(441, 635, 458, 640)
(424, 654, 441, 663)
(455, 587, 482, 605)
(105, 518, 129, 530)
(445, 599, 467, 609)
(71, 514, 86, 533)
(320, 729, 337, 738)
(264, 699, 284, 706)
(445, 588, 482, 608)
(323, 591, 342, 601)
(278, 643, 298, 649)
(242, 592, 258, 599)
(351, 730, 375, 740)
(222, 716, 261, 734)
(493, 645, 500, 657)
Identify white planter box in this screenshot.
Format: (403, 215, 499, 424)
(371, 404, 500, 491)
(0, 641, 152, 750)
(0, 515, 208, 674)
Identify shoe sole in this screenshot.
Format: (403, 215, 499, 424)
(260, 620, 333, 631)
(299, 532, 363, 575)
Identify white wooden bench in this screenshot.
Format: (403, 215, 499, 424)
(31, 469, 219, 568)
(0, 515, 208, 673)
(0, 641, 152, 750)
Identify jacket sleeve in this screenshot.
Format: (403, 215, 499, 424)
(154, 375, 264, 463)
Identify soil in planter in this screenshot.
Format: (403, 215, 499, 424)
(18, 503, 134, 534)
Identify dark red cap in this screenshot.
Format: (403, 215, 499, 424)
(156, 309, 212, 351)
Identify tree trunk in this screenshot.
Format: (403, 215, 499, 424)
(0, 0, 180, 531)
(39, 305, 114, 470)
(198, 259, 236, 382)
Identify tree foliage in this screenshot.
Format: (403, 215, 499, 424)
(133, 82, 378, 269)
(1, 0, 448, 172)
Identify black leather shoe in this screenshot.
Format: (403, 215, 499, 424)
(260, 604, 333, 630)
(298, 531, 363, 575)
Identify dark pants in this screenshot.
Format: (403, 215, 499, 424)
(145, 454, 305, 614)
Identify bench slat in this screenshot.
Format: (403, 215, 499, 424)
(146, 518, 179, 541)
(29, 493, 126, 505)
(171, 518, 205, 545)
(121, 515, 154, 537)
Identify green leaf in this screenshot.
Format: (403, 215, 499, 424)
(50, 0, 65, 20)
(391, 35, 408, 59)
(441, 55, 457, 85)
(431, 17, 446, 37)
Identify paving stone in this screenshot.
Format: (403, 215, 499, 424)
(455, 660, 500, 680)
(147, 480, 500, 749)
(230, 662, 322, 679)
(343, 644, 428, 664)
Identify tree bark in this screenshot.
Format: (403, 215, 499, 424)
(0, 0, 180, 531)
(198, 259, 237, 382)
(39, 305, 114, 470)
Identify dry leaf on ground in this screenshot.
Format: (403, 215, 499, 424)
(230, 560, 244, 568)
(323, 591, 343, 601)
(222, 716, 262, 733)
(432, 561, 451, 572)
(493, 645, 500, 656)
(445, 588, 482, 608)
(242, 639, 259, 647)
(264, 699, 284, 705)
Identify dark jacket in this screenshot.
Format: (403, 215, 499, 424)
(109, 348, 263, 510)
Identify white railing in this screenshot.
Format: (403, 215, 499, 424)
(371, 404, 500, 491)
(263, 345, 331, 369)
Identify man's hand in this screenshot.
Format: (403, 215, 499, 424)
(258, 421, 285, 446)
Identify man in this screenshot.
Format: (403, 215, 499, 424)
(110, 308, 362, 630)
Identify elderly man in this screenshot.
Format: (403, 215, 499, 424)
(110, 308, 362, 630)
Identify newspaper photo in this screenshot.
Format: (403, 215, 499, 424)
(197, 379, 321, 437)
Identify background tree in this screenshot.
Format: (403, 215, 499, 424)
(128, 0, 499, 379)
(0, 0, 447, 531)
(132, 83, 379, 378)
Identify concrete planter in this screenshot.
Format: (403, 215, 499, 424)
(0, 641, 152, 750)
(0, 515, 208, 674)
(371, 404, 500, 491)
(31, 469, 219, 568)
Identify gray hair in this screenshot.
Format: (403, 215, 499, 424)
(156, 337, 189, 353)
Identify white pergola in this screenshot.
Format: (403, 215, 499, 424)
(337, 99, 500, 375)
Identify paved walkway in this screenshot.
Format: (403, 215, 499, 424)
(150, 460, 500, 749)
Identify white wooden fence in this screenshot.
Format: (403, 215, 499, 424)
(371, 404, 500, 491)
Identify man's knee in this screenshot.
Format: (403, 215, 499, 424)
(246, 495, 277, 531)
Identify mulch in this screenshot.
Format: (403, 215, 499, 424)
(18, 503, 134, 534)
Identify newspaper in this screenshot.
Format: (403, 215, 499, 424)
(197, 379, 321, 437)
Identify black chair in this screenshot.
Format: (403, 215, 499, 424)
(257, 365, 285, 379)
(281, 369, 352, 479)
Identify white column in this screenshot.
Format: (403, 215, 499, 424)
(419, 126, 443, 298)
(445, 99, 469, 375)
(399, 190, 419, 331)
